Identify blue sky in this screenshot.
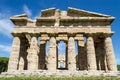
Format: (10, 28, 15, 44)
(0, 0, 120, 64)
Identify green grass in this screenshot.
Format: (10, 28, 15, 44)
(0, 77, 120, 80)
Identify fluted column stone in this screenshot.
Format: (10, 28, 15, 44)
(86, 36, 97, 71)
(47, 37, 57, 70)
(68, 37, 76, 70)
(8, 36, 21, 71)
(27, 36, 39, 70)
(18, 57, 24, 70)
(104, 36, 117, 71)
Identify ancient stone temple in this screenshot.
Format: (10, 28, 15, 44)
(6, 7, 118, 77)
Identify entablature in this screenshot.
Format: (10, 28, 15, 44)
(12, 27, 112, 35)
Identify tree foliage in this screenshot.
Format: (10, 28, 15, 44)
(117, 65, 120, 71)
(0, 57, 9, 73)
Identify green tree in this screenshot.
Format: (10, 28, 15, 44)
(0, 57, 9, 73)
(117, 65, 120, 71)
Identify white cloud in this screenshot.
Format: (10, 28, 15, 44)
(23, 5, 32, 17)
(0, 44, 11, 53)
(0, 19, 13, 38)
(0, 11, 14, 38)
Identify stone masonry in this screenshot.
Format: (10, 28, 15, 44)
(5, 7, 118, 77)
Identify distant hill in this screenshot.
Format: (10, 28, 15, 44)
(0, 57, 9, 73)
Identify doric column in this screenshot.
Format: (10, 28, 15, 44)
(39, 40, 46, 69)
(8, 36, 21, 71)
(18, 39, 27, 70)
(27, 36, 39, 70)
(65, 42, 68, 69)
(47, 37, 57, 70)
(86, 35, 97, 71)
(78, 46, 86, 70)
(95, 42, 106, 70)
(18, 57, 24, 70)
(76, 34, 86, 70)
(104, 36, 117, 71)
(67, 37, 76, 70)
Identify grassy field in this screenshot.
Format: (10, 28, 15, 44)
(0, 77, 120, 80)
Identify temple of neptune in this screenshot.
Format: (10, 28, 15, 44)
(6, 7, 119, 77)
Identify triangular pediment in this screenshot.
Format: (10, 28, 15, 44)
(41, 8, 56, 17)
(67, 7, 111, 17)
(39, 7, 113, 18)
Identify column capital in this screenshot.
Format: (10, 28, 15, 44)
(56, 34, 68, 41)
(28, 33, 38, 37)
(74, 34, 84, 41)
(40, 40, 46, 44)
(103, 33, 114, 38)
(40, 34, 49, 41)
(85, 33, 95, 37)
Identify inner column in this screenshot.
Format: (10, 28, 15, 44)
(18, 37, 29, 70)
(95, 40, 106, 71)
(86, 35, 97, 71)
(67, 37, 76, 70)
(47, 37, 57, 70)
(77, 35, 87, 70)
(27, 36, 39, 70)
(39, 40, 46, 69)
(57, 40, 67, 69)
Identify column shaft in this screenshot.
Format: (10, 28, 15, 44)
(27, 36, 38, 70)
(8, 36, 20, 71)
(78, 46, 86, 70)
(68, 37, 76, 70)
(18, 57, 24, 70)
(86, 36, 97, 71)
(104, 37, 117, 71)
(47, 37, 56, 70)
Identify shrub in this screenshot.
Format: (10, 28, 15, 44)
(0, 57, 9, 73)
(117, 65, 120, 71)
